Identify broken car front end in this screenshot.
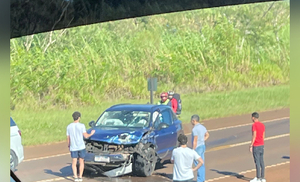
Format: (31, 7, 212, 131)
(83, 131, 157, 177)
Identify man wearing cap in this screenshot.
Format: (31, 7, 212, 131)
(168, 91, 178, 114)
(157, 92, 172, 106)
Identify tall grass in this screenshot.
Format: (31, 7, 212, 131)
(11, 85, 290, 146)
(10, 1, 290, 110)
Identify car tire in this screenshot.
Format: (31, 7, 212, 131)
(10, 150, 18, 172)
(133, 147, 157, 177)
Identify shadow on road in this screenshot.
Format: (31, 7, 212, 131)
(43, 162, 175, 182)
(153, 172, 173, 180)
(44, 164, 73, 181)
(210, 169, 252, 181)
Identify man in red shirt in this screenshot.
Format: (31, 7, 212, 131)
(249, 112, 266, 182)
(168, 91, 178, 114)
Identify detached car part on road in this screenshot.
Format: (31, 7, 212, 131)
(82, 104, 184, 177)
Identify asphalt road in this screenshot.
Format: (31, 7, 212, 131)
(15, 118, 290, 182)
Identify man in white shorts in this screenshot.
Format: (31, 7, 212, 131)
(171, 134, 204, 182)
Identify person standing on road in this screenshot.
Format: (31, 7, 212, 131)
(249, 112, 266, 182)
(171, 134, 204, 182)
(67, 111, 95, 182)
(191, 114, 209, 182)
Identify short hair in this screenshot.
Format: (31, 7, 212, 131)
(177, 134, 188, 145)
(72, 111, 81, 121)
(191, 114, 200, 122)
(252, 112, 259, 119)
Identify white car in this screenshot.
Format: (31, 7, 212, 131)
(10, 117, 24, 171)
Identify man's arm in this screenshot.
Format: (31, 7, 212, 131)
(171, 151, 175, 164)
(250, 131, 256, 146)
(192, 157, 203, 171)
(249, 130, 256, 152)
(204, 131, 209, 141)
(193, 135, 198, 150)
(83, 130, 95, 138)
(67, 135, 70, 149)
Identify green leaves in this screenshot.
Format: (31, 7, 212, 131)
(10, 1, 290, 110)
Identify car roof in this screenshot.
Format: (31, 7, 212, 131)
(106, 104, 170, 112)
(10, 117, 16, 127)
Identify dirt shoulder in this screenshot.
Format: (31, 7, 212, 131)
(23, 108, 289, 160)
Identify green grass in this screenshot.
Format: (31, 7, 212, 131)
(10, 1, 290, 110)
(11, 85, 289, 147)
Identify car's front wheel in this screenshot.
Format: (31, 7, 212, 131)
(10, 150, 18, 172)
(133, 147, 157, 177)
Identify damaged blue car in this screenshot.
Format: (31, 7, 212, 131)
(83, 104, 184, 177)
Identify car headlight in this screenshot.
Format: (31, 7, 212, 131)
(118, 133, 136, 143)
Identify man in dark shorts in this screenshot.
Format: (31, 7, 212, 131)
(67, 112, 95, 182)
(249, 112, 266, 182)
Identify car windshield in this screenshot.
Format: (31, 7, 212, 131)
(95, 110, 151, 128)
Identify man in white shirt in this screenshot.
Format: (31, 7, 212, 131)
(67, 111, 95, 182)
(171, 134, 204, 182)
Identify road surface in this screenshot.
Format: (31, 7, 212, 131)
(14, 109, 290, 182)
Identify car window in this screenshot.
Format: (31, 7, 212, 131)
(10, 117, 16, 127)
(161, 109, 172, 125)
(171, 111, 177, 122)
(96, 111, 150, 128)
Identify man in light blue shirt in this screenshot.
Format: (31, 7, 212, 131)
(171, 134, 203, 182)
(191, 115, 210, 182)
(67, 111, 95, 182)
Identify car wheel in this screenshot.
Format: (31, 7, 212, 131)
(133, 147, 157, 177)
(10, 150, 18, 172)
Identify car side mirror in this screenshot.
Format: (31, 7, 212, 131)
(89, 120, 95, 127)
(157, 123, 169, 130)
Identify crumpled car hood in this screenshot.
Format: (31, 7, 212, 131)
(86, 127, 149, 145)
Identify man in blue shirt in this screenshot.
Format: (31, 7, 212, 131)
(191, 114, 210, 182)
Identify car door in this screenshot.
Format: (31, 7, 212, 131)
(154, 108, 177, 159)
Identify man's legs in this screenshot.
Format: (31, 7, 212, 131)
(252, 146, 261, 179)
(78, 149, 86, 181)
(70, 151, 79, 180)
(194, 145, 205, 182)
(260, 146, 265, 180)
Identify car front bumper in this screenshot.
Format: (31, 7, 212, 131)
(84, 152, 131, 166)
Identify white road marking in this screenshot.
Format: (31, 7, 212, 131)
(185, 117, 289, 135)
(206, 133, 289, 152)
(23, 117, 289, 162)
(228, 133, 290, 147)
(23, 153, 70, 162)
(30, 134, 289, 182)
(33, 161, 290, 182)
(206, 161, 290, 182)
(34, 176, 74, 182)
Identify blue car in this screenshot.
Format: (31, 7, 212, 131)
(83, 104, 184, 177)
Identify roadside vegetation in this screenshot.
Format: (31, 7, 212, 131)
(10, 1, 289, 110)
(12, 85, 289, 146)
(9, 1, 290, 146)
